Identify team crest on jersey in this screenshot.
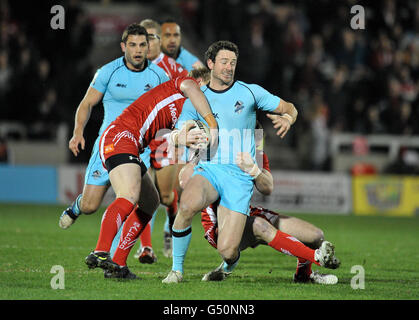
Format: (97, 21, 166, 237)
(144, 84, 153, 91)
(234, 100, 244, 114)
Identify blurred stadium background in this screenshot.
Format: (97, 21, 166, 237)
(0, 0, 418, 218)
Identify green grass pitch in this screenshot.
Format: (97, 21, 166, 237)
(0, 203, 418, 300)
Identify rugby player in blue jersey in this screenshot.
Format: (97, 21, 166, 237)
(163, 40, 298, 283)
(59, 23, 169, 229)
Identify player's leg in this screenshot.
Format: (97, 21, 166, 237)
(59, 184, 109, 229)
(85, 160, 144, 275)
(90, 163, 142, 250)
(111, 171, 160, 272)
(251, 217, 337, 267)
(201, 206, 247, 282)
(274, 214, 340, 284)
(162, 174, 218, 283)
(59, 146, 109, 229)
(216, 205, 247, 272)
(276, 215, 325, 249)
(155, 163, 179, 258)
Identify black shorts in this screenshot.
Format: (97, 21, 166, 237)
(105, 153, 147, 176)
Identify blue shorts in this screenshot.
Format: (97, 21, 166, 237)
(85, 139, 109, 186)
(192, 163, 254, 215)
(139, 146, 151, 169)
(85, 139, 151, 186)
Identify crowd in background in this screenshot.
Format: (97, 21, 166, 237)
(0, 0, 418, 170)
(179, 0, 419, 134)
(0, 0, 94, 141)
(176, 0, 419, 170)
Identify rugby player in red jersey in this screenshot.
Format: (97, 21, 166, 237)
(85, 73, 217, 279)
(128, 19, 189, 263)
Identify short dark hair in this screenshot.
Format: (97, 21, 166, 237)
(204, 41, 239, 67)
(121, 23, 148, 44)
(188, 67, 211, 83)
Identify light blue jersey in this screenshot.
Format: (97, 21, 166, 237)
(177, 80, 280, 214)
(85, 57, 169, 185)
(176, 47, 202, 72)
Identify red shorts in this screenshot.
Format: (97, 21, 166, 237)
(99, 124, 140, 167)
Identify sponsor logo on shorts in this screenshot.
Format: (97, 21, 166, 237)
(92, 170, 101, 179)
(129, 155, 140, 163)
(104, 144, 114, 154)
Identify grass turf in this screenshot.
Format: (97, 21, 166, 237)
(0, 203, 418, 300)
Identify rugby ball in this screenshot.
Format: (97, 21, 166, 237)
(185, 119, 211, 149)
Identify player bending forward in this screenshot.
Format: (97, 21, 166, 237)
(84, 74, 217, 279)
(179, 146, 341, 285)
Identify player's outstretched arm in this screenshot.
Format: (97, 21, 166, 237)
(236, 152, 273, 195)
(69, 86, 103, 157)
(267, 100, 298, 138)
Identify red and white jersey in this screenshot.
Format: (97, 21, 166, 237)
(201, 151, 271, 248)
(113, 76, 195, 150)
(152, 52, 188, 79)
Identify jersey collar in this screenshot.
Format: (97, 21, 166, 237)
(123, 57, 149, 72)
(206, 80, 236, 93)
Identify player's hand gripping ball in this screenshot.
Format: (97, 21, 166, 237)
(185, 119, 211, 149)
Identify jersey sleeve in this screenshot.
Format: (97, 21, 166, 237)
(248, 84, 281, 113)
(174, 76, 198, 90)
(90, 66, 112, 94)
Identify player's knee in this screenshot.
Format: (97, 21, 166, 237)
(140, 183, 160, 215)
(148, 186, 160, 212)
(252, 217, 270, 239)
(160, 191, 173, 207)
(312, 228, 325, 249)
(117, 185, 141, 205)
(178, 200, 196, 219)
(305, 228, 325, 249)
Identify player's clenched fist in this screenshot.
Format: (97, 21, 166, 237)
(236, 152, 261, 179)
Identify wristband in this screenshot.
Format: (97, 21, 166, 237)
(248, 163, 262, 179)
(203, 113, 218, 129)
